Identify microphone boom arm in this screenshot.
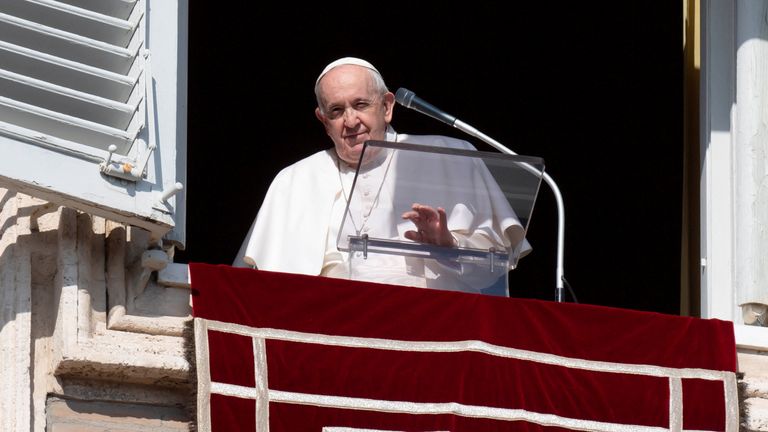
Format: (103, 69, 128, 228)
(452, 119, 566, 301)
(394, 87, 566, 301)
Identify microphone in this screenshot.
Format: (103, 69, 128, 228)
(395, 88, 457, 127)
(395, 87, 512, 155)
(394, 87, 570, 303)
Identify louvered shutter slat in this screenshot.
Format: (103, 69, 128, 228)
(57, 0, 137, 21)
(2, 0, 137, 47)
(0, 0, 186, 246)
(0, 41, 136, 101)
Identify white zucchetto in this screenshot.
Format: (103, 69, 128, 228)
(315, 57, 380, 85)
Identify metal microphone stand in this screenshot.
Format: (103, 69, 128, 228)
(451, 119, 567, 302)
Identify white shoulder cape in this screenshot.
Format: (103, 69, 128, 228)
(233, 148, 340, 274)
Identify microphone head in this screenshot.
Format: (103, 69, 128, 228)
(395, 88, 415, 108)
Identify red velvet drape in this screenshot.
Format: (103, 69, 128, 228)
(191, 263, 737, 432)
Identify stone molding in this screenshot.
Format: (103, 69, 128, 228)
(1, 189, 192, 431)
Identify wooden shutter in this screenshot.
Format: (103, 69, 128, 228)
(0, 0, 187, 246)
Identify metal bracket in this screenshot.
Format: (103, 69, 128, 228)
(99, 47, 156, 183)
(488, 247, 496, 273)
(99, 139, 157, 182)
(152, 182, 184, 214)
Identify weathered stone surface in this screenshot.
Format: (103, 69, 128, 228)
(47, 397, 189, 431)
(740, 351, 768, 404)
(744, 397, 768, 432)
(1, 190, 193, 431)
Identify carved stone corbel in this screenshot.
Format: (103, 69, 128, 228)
(106, 221, 191, 337)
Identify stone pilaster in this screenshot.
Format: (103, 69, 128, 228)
(0, 189, 192, 431)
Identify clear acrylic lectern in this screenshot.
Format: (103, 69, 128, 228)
(336, 140, 544, 296)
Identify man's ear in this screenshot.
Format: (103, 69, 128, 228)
(383, 92, 395, 122)
(315, 107, 331, 134)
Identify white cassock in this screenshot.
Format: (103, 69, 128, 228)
(234, 128, 532, 294)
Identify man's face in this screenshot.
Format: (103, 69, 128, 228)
(315, 65, 394, 167)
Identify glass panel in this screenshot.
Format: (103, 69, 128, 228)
(336, 140, 544, 296)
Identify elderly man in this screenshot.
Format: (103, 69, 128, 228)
(235, 57, 530, 293)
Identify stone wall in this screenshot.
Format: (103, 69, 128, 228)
(0, 189, 191, 432)
(739, 350, 768, 431)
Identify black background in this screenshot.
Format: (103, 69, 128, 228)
(177, 3, 683, 314)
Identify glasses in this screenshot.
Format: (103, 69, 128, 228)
(323, 96, 381, 121)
